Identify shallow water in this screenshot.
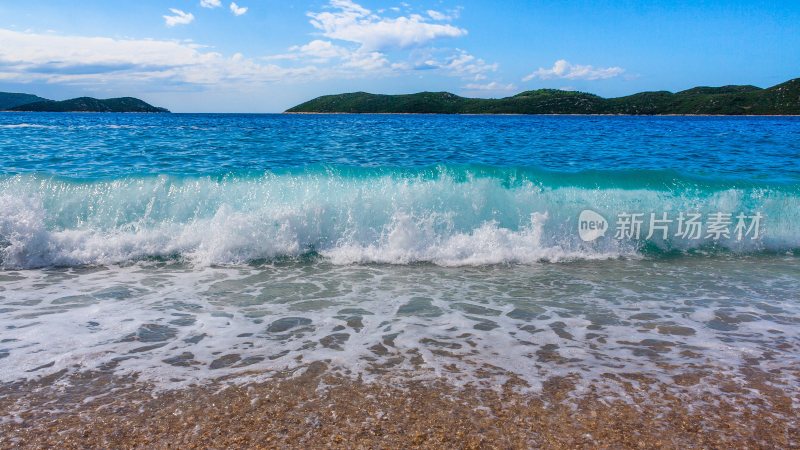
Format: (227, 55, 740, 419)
(1, 257, 798, 403)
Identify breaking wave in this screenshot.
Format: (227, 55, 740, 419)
(1, 166, 798, 268)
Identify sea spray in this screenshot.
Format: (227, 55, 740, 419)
(1, 168, 798, 268)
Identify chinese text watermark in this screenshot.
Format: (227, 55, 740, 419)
(578, 210, 762, 242)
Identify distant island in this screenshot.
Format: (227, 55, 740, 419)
(0, 92, 169, 113)
(286, 78, 800, 115)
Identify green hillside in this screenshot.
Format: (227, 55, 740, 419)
(10, 97, 169, 113)
(0, 92, 50, 110)
(287, 78, 800, 115)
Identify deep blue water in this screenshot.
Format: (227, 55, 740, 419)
(2, 113, 799, 183)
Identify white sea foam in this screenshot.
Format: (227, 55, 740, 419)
(0, 123, 56, 129)
(0, 173, 798, 269)
(0, 258, 798, 405)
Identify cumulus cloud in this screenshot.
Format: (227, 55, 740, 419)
(163, 8, 195, 27)
(230, 2, 248, 16)
(408, 49, 497, 81)
(523, 59, 624, 81)
(269, 42, 389, 74)
(341, 51, 389, 71)
(291, 40, 349, 61)
(307, 0, 466, 51)
(200, 0, 221, 8)
(265, 1, 489, 80)
(1, 0, 498, 89)
(438, 50, 497, 80)
(426, 10, 449, 21)
(0, 28, 313, 86)
(464, 81, 516, 91)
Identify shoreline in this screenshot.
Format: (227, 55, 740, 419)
(283, 111, 800, 117)
(3, 110, 798, 116)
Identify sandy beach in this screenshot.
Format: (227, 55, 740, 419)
(2, 361, 798, 449)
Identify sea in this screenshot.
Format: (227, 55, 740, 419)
(1, 113, 799, 402)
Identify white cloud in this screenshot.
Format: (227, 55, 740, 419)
(263, 1, 488, 80)
(163, 8, 195, 27)
(341, 51, 389, 71)
(464, 81, 516, 91)
(230, 2, 248, 16)
(200, 0, 221, 8)
(523, 59, 624, 81)
(445, 50, 497, 80)
(426, 8, 460, 21)
(269, 41, 388, 74)
(413, 49, 498, 81)
(0, 0, 499, 91)
(271, 41, 494, 80)
(294, 40, 346, 59)
(426, 10, 449, 21)
(307, 0, 466, 51)
(279, 40, 350, 62)
(0, 28, 314, 86)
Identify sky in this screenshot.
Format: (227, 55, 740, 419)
(0, 0, 798, 112)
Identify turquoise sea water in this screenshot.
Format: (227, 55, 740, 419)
(0, 113, 799, 399)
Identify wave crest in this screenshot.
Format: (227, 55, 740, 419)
(1, 169, 798, 268)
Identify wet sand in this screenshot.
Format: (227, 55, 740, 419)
(1, 363, 797, 449)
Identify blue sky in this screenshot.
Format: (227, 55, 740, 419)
(0, 0, 798, 112)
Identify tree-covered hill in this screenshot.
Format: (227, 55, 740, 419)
(9, 96, 169, 113)
(287, 79, 800, 115)
(0, 92, 49, 110)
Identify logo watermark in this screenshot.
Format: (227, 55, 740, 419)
(578, 210, 762, 242)
(578, 210, 609, 242)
